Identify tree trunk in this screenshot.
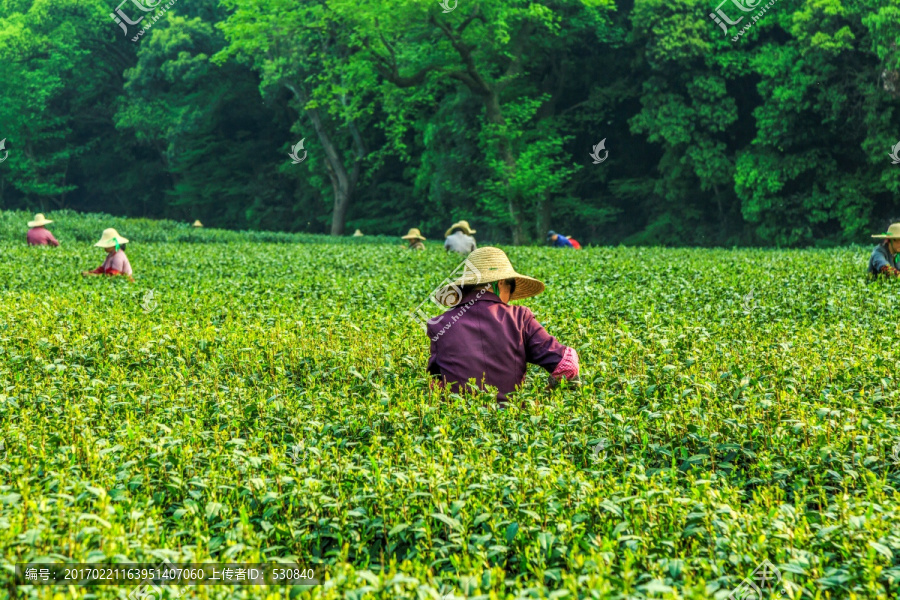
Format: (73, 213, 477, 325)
(537, 190, 552, 241)
(330, 187, 350, 236)
(286, 82, 362, 236)
(484, 92, 525, 244)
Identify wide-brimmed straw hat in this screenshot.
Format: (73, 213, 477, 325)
(402, 228, 426, 241)
(872, 223, 900, 239)
(435, 247, 545, 306)
(353, 229, 364, 237)
(192, 220, 203, 227)
(28, 213, 53, 228)
(94, 228, 129, 248)
(445, 220, 476, 237)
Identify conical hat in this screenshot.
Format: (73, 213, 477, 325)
(192, 220, 203, 227)
(872, 223, 900, 239)
(353, 229, 364, 237)
(435, 247, 544, 306)
(445, 220, 476, 237)
(28, 213, 53, 227)
(94, 228, 129, 248)
(401, 228, 426, 241)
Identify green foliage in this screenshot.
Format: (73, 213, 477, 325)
(0, 210, 391, 244)
(0, 0, 898, 245)
(3, 213, 900, 597)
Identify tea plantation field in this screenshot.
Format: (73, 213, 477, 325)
(2, 211, 900, 599)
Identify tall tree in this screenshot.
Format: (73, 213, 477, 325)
(336, 0, 614, 244)
(216, 0, 376, 235)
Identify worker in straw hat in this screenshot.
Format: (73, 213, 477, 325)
(547, 230, 574, 248)
(192, 220, 203, 228)
(82, 228, 134, 282)
(426, 247, 579, 403)
(353, 229, 364, 237)
(444, 220, 477, 255)
(26, 213, 60, 246)
(868, 223, 900, 278)
(401, 228, 426, 251)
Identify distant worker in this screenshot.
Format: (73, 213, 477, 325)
(192, 220, 203, 227)
(426, 247, 580, 404)
(869, 223, 900, 277)
(82, 228, 134, 282)
(444, 220, 477, 255)
(547, 230, 574, 248)
(401, 228, 426, 251)
(353, 229, 364, 237)
(26, 213, 60, 246)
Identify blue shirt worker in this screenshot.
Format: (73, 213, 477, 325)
(869, 223, 900, 277)
(547, 230, 574, 248)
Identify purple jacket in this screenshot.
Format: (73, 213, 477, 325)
(426, 289, 567, 401)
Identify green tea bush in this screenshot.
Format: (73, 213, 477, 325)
(3, 210, 392, 245)
(1, 218, 899, 599)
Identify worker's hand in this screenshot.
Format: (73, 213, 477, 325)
(81, 271, 91, 277)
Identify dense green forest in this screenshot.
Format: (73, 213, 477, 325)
(0, 0, 898, 245)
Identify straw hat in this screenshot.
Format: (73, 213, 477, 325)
(435, 247, 544, 306)
(28, 213, 53, 228)
(445, 220, 476, 237)
(94, 228, 129, 248)
(353, 229, 364, 237)
(401, 228, 426, 241)
(192, 220, 203, 227)
(872, 223, 900, 239)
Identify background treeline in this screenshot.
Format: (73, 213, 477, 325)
(0, 0, 898, 246)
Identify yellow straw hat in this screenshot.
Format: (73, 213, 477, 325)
(94, 228, 129, 248)
(872, 223, 900, 239)
(401, 228, 426, 241)
(444, 220, 476, 237)
(353, 229, 364, 237)
(435, 247, 544, 306)
(28, 213, 53, 227)
(192, 220, 203, 227)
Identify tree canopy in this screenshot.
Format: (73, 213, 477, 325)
(0, 0, 897, 245)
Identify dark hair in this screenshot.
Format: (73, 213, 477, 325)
(460, 278, 515, 296)
(459, 284, 486, 295)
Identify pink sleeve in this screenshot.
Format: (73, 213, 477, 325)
(550, 347, 579, 380)
(108, 252, 132, 275)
